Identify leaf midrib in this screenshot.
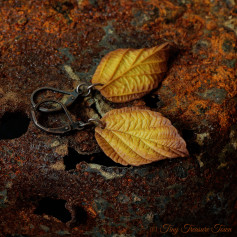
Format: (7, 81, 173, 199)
(109, 128, 175, 143)
(110, 130, 173, 160)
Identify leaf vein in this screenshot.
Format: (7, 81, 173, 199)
(110, 131, 148, 162)
(100, 48, 167, 89)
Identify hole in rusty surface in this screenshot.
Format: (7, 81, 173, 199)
(63, 147, 123, 170)
(63, 147, 82, 170)
(90, 152, 124, 167)
(34, 197, 71, 223)
(182, 129, 200, 154)
(74, 206, 87, 225)
(0, 112, 30, 140)
(143, 93, 163, 109)
(70, 206, 88, 227)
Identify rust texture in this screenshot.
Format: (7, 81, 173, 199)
(0, 0, 237, 236)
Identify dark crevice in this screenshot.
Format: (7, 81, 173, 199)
(70, 206, 88, 227)
(182, 129, 201, 155)
(167, 45, 181, 70)
(0, 112, 30, 140)
(63, 147, 124, 170)
(34, 197, 71, 223)
(143, 93, 164, 109)
(63, 147, 81, 170)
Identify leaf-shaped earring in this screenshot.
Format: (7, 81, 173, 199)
(30, 42, 189, 166)
(31, 42, 171, 113)
(31, 103, 189, 166)
(94, 107, 189, 166)
(91, 42, 170, 103)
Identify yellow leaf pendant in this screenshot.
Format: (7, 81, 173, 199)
(91, 43, 170, 103)
(95, 107, 189, 166)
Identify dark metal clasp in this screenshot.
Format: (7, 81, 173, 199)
(31, 100, 104, 134)
(30, 82, 104, 134)
(31, 86, 80, 113)
(30, 83, 103, 113)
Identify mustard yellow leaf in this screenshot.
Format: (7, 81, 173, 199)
(95, 107, 189, 166)
(91, 43, 170, 103)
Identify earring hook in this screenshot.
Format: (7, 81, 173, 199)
(31, 87, 80, 113)
(31, 100, 77, 134)
(31, 100, 102, 134)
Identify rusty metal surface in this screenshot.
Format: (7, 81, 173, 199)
(0, 0, 236, 236)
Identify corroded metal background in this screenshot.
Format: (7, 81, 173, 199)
(0, 0, 236, 236)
